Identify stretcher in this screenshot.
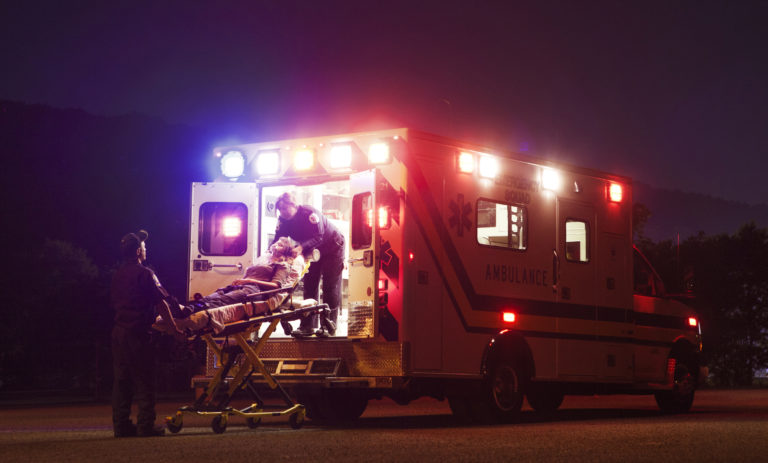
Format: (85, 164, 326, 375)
(165, 262, 333, 433)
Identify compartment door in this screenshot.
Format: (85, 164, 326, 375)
(348, 170, 379, 338)
(188, 182, 257, 300)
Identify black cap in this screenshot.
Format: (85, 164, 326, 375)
(120, 229, 149, 258)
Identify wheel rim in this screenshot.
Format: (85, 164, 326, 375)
(492, 365, 521, 412)
(674, 364, 695, 397)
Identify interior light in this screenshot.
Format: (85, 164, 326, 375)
(222, 216, 242, 237)
(608, 183, 623, 202)
(688, 317, 698, 327)
(478, 156, 499, 179)
(541, 168, 561, 191)
(294, 149, 315, 171)
(457, 152, 475, 174)
(378, 206, 391, 229)
(256, 150, 280, 176)
(330, 144, 353, 169)
(369, 142, 391, 164)
(502, 311, 516, 323)
(220, 150, 245, 178)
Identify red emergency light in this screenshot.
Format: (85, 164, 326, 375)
(408, 250, 415, 262)
(502, 311, 516, 323)
(688, 317, 698, 327)
(608, 183, 623, 202)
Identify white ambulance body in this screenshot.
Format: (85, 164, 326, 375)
(188, 128, 704, 421)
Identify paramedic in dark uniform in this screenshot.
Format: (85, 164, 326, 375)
(273, 192, 344, 337)
(111, 230, 182, 437)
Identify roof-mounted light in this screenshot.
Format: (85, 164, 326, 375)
(330, 144, 353, 170)
(368, 142, 391, 165)
(457, 152, 475, 174)
(608, 182, 623, 202)
(294, 148, 315, 171)
(221, 150, 245, 179)
(541, 168, 561, 191)
(256, 150, 280, 176)
(478, 155, 499, 179)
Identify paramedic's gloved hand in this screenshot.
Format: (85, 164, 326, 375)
(294, 244, 303, 256)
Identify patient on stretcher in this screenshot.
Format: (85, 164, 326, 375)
(153, 237, 305, 335)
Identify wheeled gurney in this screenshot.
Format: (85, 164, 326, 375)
(164, 283, 332, 433)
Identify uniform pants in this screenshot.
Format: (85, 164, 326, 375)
(111, 326, 156, 431)
(300, 249, 343, 330)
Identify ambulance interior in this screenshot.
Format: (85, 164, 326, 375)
(258, 181, 351, 338)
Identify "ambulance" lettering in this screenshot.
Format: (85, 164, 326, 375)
(484, 264, 548, 287)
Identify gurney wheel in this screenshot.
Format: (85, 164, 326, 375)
(246, 417, 261, 429)
(166, 413, 183, 434)
(289, 411, 305, 430)
(211, 415, 227, 434)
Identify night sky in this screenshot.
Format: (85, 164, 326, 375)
(2, 0, 767, 205)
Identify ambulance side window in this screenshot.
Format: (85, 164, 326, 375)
(476, 199, 527, 250)
(351, 192, 373, 249)
(565, 219, 589, 262)
(198, 202, 248, 256)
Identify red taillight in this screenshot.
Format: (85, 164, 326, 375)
(688, 317, 698, 327)
(608, 183, 623, 202)
(502, 312, 516, 323)
(408, 251, 415, 262)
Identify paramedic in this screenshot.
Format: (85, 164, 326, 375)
(111, 230, 182, 437)
(273, 192, 344, 337)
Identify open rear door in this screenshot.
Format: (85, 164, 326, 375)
(348, 170, 379, 338)
(188, 182, 257, 300)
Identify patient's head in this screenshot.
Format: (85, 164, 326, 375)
(269, 237, 299, 260)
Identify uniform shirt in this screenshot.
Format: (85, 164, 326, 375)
(273, 205, 344, 257)
(111, 262, 169, 331)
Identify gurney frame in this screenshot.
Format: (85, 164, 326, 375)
(165, 294, 330, 434)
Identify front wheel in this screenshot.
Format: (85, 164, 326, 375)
(655, 359, 696, 414)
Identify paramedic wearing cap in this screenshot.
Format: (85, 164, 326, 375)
(273, 192, 344, 338)
(111, 230, 182, 437)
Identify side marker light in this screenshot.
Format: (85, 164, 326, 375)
(502, 312, 516, 323)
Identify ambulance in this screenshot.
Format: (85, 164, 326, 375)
(188, 128, 704, 422)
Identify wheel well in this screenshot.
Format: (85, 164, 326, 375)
(481, 331, 534, 380)
(670, 340, 700, 378)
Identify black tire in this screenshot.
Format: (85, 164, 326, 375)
(526, 387, 564, 414)
(655, 358, 696, 414)
(483, 359, 526, 423)
(211, 415, 227, 434)
(245, 416, 261, 429)
(166, 420, 183, 434)
(295, 391, 326, 421)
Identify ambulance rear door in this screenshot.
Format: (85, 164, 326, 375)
(188, 182, 258, 300)
(348, 170, 380, 338)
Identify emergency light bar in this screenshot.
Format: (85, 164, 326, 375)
(293, 148, 315, 171)
(608, 183, 623, 202)
(220, 150, 245, 179)
(457, 152, 475, 174)
(256, 150, 280, 176)
(330, 144, 353, 170)
(478, 155, 499, 179)
(541, 168, 561, 191)
(368, 142, 391, 164)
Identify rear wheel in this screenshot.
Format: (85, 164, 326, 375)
(655, 356, 696, 414)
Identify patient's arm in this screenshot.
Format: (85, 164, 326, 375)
(232, 278, 279, 289)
